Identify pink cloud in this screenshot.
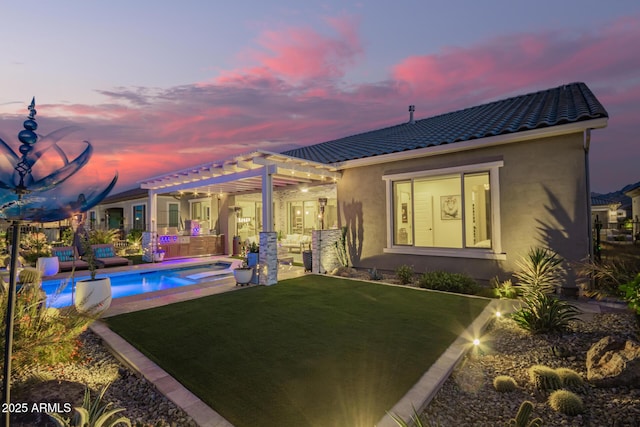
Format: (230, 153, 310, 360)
(3, 14, 639, 194)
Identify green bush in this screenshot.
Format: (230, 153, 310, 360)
(548, 389, 584, 416)
(89, 229, 121, 244)
(528, 365, 562, 390)
(20, 232, 51, 265)
(418, 271, 479, 295)
(619, 273, 640, 315)
(491, 277, 518, 299)
(395, 264, 415, 285)
(514, 247, 563, 294)
(507, 400, 543, 427)
(493, 375, 518, 392)
(555, 368, 584, 390)
(511, 289, 581, 334)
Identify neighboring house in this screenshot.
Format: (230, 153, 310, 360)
(99, 82, 609, 287)
(624, 181, 640, 222)
(590, 195, 622, 229)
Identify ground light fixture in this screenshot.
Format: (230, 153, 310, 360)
(0, 98, 117, 426)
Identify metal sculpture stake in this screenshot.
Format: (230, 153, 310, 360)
(0, 99, 117, 426)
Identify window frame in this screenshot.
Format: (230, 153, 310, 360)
(132, 204, 146, 231)
(382, 161, 505, 260)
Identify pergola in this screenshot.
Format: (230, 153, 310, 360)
(139, 150, 342, 281)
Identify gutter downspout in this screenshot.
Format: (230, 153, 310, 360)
(584, 129, 592, 261)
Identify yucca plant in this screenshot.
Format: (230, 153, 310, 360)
(514, 247, 564, 294)
(48, 382, 131, 427)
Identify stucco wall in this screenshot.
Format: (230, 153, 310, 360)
(336, 132, 589, 285)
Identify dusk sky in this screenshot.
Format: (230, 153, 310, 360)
(1, 1, 639, 194)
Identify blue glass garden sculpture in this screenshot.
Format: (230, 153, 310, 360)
(0, 98, 117, 425)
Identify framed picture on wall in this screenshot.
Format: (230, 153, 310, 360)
(441, 195, 461, 220)
(401, 203, 408, 223)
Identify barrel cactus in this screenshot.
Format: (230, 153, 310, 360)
(528, 364, 562, 390)
(493, 375, 518, 392)
(555, 367, 584, 390)
(548, 389, 584, 416)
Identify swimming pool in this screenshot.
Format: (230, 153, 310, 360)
(43, 261, 233, 308)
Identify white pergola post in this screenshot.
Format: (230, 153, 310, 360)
(260, 164, 278, 285)
(143, 190, 158, 262)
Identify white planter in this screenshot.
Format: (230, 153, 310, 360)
(36, 256, 59, 276)
(75, 277, 112, 315)
(233, 268, 253, 286)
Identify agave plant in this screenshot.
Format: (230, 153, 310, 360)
(47, 383, 131, 427)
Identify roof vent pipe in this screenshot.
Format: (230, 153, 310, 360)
(408, 105, 415, 124)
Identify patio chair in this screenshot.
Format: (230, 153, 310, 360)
(90, 243, 131, 268)
(51, 246, 90, 272)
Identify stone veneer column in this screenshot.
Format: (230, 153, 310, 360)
(259, 231, 278, 285)
(311, 229, 341, 274)
(141, 231, 156, 263)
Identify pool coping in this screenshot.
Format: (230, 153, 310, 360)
(90, 271, 506, 427)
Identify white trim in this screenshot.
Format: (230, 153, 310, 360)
(383, 161, 504, 259)
(337, 118, 607, 170)
(383, 246, 506, 260)
(382, 160, 504, 181)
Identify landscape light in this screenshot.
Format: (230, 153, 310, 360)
(473, 338, 480, 346)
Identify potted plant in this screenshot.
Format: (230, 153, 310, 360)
(233, 245, 253, 286)
(153, 248, 165, 262)
(75, 236, 112, 315)
(247, 241, 259, 267)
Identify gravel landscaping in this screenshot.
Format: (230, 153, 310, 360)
(423, 309, 640, 427)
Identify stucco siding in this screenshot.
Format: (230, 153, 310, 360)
(337, 132, 588, 284)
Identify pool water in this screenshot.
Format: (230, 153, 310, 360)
(43, 261, 233, 308)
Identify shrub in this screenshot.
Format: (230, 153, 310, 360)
(511, 289, 581, 334)
(576, 257, 637, 300)
(20, 232, 51, 265)
(507, 400, 543, 427)
(514, 247, 563, 294)
(619, 273, 640, 315)
(418, 271, 479, 295)
(548, 389, 584, 416)
(395, 264, 415, 285)
(48, 382, 131, 427)
(493, 375, 518, 392)
(528, 365, 562, 390)
(491, 277, 518, 299)
(89, 229, 121, 244)
(555, 368, 584, 390)
(0, 273, 95, 370)
(334, 226, 349, 267)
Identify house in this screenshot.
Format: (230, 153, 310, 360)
(624, 181, 640, 222)
(591, 195, 623, 229)
(95, 82, 608, 288)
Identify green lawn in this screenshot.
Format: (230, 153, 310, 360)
(106, 276, 489, 427)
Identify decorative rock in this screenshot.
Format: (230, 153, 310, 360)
(586, 336, 640, 387)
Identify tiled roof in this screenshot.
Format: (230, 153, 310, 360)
(591, 195, 620, 207)
(282, 82, 608, 164)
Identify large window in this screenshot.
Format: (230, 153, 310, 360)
(384, 161, 502, 257)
